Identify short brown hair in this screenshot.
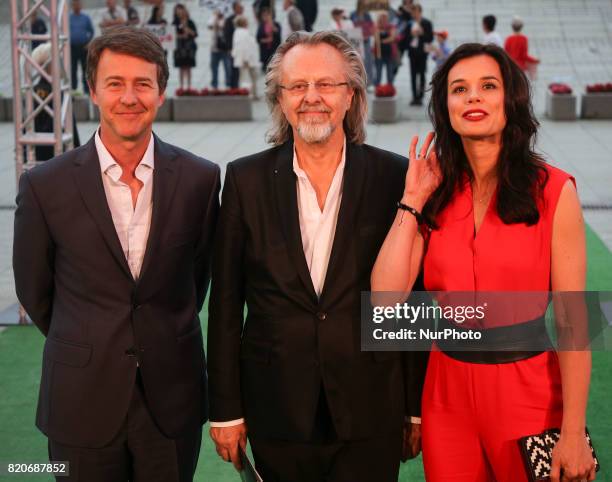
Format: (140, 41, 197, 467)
(86, 26, 169, 93)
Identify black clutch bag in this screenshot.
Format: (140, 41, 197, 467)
(518, 428, 600, 482)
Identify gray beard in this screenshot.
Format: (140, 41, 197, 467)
(296, 121, 335, 144)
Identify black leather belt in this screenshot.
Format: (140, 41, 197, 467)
(436, 315, 553, 364)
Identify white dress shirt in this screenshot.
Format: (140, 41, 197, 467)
(95, 129, 154, 280)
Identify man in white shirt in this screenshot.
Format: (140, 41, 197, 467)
(482, 14, 503, 47)
(207, 30, 427, 482)
(14, 26, 220, 482)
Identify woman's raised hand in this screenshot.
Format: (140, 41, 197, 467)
(402, 131, 442, 211)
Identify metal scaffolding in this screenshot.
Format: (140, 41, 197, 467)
(10, 0, 74, 324)
(10, 0, 74, 184)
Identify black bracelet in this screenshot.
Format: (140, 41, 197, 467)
(397, 201, 425, 226)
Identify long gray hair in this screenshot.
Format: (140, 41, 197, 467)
(264, 31, 368, 145)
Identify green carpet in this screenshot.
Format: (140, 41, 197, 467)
(1, 224, 610, 481)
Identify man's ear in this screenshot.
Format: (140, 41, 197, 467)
(158, 90, 166, 107)
(88, 83, 98, 105)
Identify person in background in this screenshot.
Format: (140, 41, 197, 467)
(256, 7, 281, 72)
(232, 15, 260, 99)
(100, 0, 126, 32)
(281, 0, 305, 41)
(31, 9, 47, 50)
(482, 14, 503, 47)
(224, 1, 245, 88)
(504, 16, 539, 76)
(124, 0, 140, 26)
(407, 3, 433, 105)
(69, 0, 94, 95)
(374, 11, 397, 86)
(329, 7, 354, 33)
(395, 0, 414, 73)
(173, 3, 198, 91)
(209, 10, 232, 89)
(350, 0, 375, 87)
(31, 42, 81, 161)
(431, 30, 451, 69)
(253, 0, 274, 23)
(296, 0, 317, 31)
(148, 3, 169, 57)
(148, 3, 167, 26)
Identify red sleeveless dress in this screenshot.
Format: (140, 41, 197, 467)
(420, 164, 573, 482)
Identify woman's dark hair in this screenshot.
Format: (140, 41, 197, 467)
(148, 6, 166, 24)
(173, 3, 188, 25)
(425, 42, 548, 228)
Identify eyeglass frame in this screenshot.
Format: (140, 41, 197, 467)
(278, 80, 350, 95)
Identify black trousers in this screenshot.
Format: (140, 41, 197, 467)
(48, 371, 202, 482)
(70, 43, 89, 93)
(250, 388, 403, 482)
(408, 48, 428, 101)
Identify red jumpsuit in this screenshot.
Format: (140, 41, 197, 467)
(421, 165, 573, 481)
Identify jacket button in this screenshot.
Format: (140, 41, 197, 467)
(125, 347, 137, 357)
(133, 304, 142, 311)
(316, 312, 327, 321)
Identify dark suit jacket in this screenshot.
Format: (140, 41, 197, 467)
(13, 134, 220, 448)
(407, 17, 434, 55)
(207, 141, 427, 442)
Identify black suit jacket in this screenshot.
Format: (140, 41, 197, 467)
(13, 135, 220, 448)
(407, 17, 434, 55)
(207, 141, 427, 442)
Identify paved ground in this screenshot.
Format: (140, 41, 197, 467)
(0, 0, 611, 322)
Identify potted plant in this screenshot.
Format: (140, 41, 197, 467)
(371, 84, 398, 123)
(172, 87, 252, 121)
(581, 82, 612, 119)
(545, 82, 576, 120)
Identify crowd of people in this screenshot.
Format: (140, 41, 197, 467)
(35, 1, 539, 102)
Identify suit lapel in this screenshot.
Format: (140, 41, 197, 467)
(273, 142, 318, 306)
(73, 136, 133, 280)
(138, 134, 180, 284)
(319, 143, 367, 306)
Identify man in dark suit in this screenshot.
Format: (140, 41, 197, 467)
(407, 3, 433, 105)
(13, 26, 220, 482)
(207, 31, 426, 482)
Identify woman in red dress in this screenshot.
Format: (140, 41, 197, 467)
(371, 43, 596, 481)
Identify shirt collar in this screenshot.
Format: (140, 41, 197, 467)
(95, 128, 155, 179)
(292, 136, 347, 180)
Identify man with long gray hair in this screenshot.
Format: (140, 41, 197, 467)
(207, 31, 426, 481)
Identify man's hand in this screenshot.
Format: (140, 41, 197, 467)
(210, 423, 248, 471)
(402, 420, 422, 461)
